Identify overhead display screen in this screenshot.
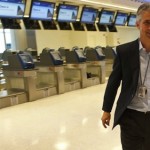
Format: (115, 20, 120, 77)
(99, 10, 115, 25)
(57, 4, 79, 22)
(80, 7, 98, 24)
(115, 12, 128, 26)
(127, 14, 136, 26)
(30, 1, 55, 20)
(0, 0, 25, 18)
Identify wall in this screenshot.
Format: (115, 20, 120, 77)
(106, 27, 139, 46)
(86, 31, 107, 47)
(35, 30, 72, 54)
(34, 27, 139, 54)
(13, 26, 139, 54)
(12, 30, 28, 51)
(35, 30, 108, 54)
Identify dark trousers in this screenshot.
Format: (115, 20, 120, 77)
(119, 109, 150, 150)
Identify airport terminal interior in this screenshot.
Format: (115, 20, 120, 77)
(0, 0, 148, 149)
(0, 82, 122, 150)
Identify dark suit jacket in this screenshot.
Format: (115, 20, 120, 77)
(102, 39, 140, 128)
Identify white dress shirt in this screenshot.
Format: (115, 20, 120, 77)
(127, 41, 150, 112)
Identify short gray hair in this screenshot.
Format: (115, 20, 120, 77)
(136, 3, 150, 21)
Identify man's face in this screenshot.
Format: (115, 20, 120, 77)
(136, 11, 150, 40)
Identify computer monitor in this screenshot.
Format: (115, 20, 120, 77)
(80, 7, 98, 24)
(51, 51, 62, 60)
(30, 0, 55, 21)
(0, 0, 26, 18)
(115, 12, 128, 26)
(17, 53, 35, 69)
(20, 54, 32, 63)
(57, 4, 79, 22)
(99, 10, 115, 25)
(127, 14, 136, 27)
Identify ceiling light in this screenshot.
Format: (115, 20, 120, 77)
(80, 0, 137, 12)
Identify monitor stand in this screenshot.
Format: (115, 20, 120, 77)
(1, 18, 21, 29)
(23, 18, 41, 30)
(72, 22, 85, 31)
(86, 24, 97, 31)
(96, 24, 107, 32)
(58, 22, 72, 30)
(42, 20, 57, 30)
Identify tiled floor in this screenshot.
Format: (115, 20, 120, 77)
(0, 83, 122, 150)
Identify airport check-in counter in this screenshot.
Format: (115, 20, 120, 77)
(103, 46, 116, 77)
(0, 60, 6, 90)
(58, 47, 68, 63)
(35, 49, 64, 96)
(0, 52, 37, 108)
(64, 48, 87, 91)
(85, 46, 106, 86)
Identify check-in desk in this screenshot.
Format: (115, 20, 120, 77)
(0, 52, 37, 108)
(65, 48, 87, 91)
(103, 46, 116, 77)
(0, 60, 6, 90)
(35, 49, 64, 96)
(85, 46, 106, 86)
(86, 61, 105, 85)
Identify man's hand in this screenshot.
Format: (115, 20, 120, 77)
(101, 111, 111, 128)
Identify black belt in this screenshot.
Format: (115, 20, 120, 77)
(126, 108, 150, 115)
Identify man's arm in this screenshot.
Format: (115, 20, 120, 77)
(101, 48, 122, 128)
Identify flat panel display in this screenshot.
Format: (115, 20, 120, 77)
(115, 12, 128, 26)
(20, 54, 31, 62)
(57, 4, 79, 22)
(51, 51, 62, 60)
(99, 10, 115, 25)
(80, 7, 98, 24)
(127, 14, 136, 27)
(30, 0, 55, 21)
(0, 0, 26, 18)
(76, 50, 85, 58)
(96, 47, 104, 56)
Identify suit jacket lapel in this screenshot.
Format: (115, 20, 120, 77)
(129, 39, 140, 89)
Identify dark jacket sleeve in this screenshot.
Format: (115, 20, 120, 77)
(102, 48, 122, 112)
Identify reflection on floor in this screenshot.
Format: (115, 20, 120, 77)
(0, 83, 122, 150)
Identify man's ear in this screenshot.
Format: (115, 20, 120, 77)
(136, 21, 140, 29)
